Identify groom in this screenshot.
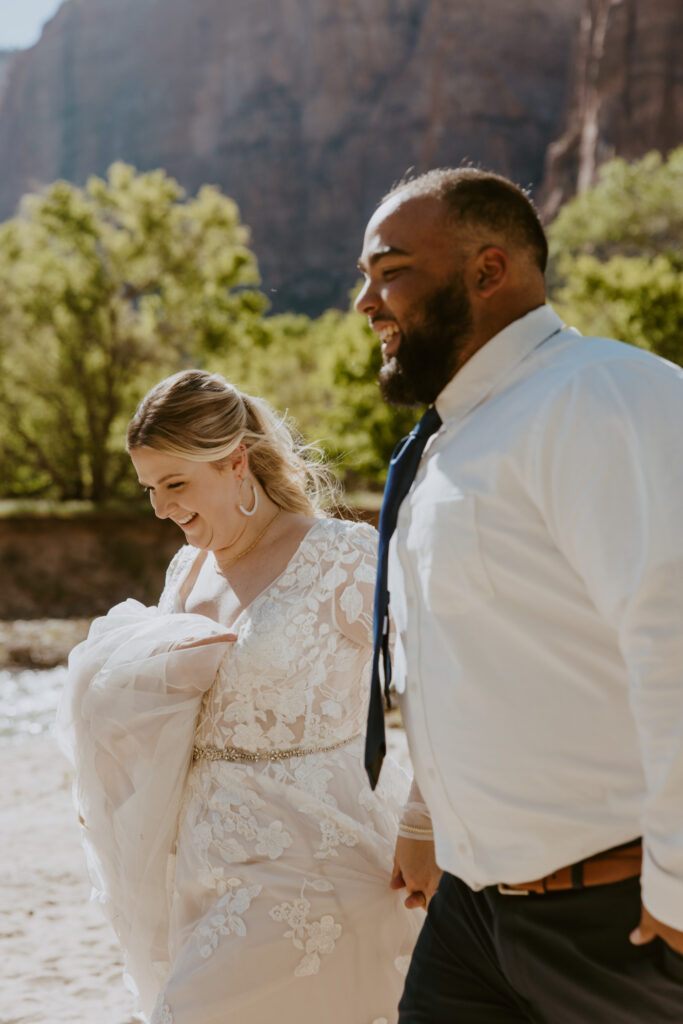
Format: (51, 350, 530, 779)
(357, 167, 683, 1021)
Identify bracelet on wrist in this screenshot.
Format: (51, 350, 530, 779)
(399, 823, 434, 837)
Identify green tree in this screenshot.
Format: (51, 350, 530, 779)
(548, 148, 683, 366)
(0, 163, 267, 501)
(314, 307, 419, 488)
(224, 304, 419, 495)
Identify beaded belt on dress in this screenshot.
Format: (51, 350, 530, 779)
(192, 733, 361, 763)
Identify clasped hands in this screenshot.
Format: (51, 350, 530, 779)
(391, 834, 442, 910)
(391, 840, 683, 957)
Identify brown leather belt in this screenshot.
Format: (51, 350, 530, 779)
(497, 839, 642, 896)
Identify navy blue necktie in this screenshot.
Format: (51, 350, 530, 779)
(365, 405, 442, 788)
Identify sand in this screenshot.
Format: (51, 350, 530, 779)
(0, 736, 137, 1024)
(0, 725, 411, 1024)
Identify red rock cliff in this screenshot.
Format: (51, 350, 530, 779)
(0, 0, 578, 312)
(0, 51, 16, 104)
(541, 0, 683, 219)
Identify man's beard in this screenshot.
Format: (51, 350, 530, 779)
(378, 278, 474, 407)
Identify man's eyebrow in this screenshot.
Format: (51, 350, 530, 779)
(357, 245, 411, 271)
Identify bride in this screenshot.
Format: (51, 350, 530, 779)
(58, 369, 423, 1024)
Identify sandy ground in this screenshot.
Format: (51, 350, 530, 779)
(0, 736, 137, 1024)
(0, 725, 411, 1024)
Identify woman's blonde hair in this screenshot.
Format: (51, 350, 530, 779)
(126, 370, 338, 516)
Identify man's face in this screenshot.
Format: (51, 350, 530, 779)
(355, 194, 474, 406)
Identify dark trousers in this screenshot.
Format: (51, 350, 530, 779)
(399, 872, 683, 1023)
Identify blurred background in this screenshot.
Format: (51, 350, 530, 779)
(0, 0, 681, 733)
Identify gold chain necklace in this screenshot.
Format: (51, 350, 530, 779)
(214, 506, 282, 574)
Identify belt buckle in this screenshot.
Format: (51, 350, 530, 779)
(497, 883, 531, 896)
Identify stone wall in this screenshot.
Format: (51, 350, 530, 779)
(0, 514, 181, 619)
(0, 508, 379, 619)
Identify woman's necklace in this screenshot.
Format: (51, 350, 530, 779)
(214, 506, 282, 575)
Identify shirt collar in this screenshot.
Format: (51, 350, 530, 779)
(434, 304, 565, 426)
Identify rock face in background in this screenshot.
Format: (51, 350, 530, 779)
(1, 0, 680, 312)
(0, 51, 16, 105)
(0, 0, 579, 313)
(0, 505, 378, 619)
(0, 514, 179, 618)
(541, 0, 683, 219)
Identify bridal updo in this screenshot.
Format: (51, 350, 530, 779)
(126, 370, 336, 516)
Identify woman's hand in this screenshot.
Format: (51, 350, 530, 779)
(390, 835, 442, 909)
(170, 633, 237, 650)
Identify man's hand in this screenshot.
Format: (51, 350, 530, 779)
(390, 834, 442, 910)
(630, 904, 683, 955)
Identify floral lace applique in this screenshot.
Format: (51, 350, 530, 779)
(191, 519, 378, 753)
(188, 767, 294, 872)
(194, 876, 263, 958)
(265, 755, 361, 858)
(315, 812, 361, 859)
(255, 819, 293, 859)
(291, 759, 336, 803)
(151, 1001, 174, 1024)
(269, 878, 342, 977)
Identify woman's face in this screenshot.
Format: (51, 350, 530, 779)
(129, 446, 244, 550)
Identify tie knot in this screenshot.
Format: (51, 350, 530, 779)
(415, 405, 442, 440)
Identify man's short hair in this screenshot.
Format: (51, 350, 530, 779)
(382, 167, 548, 273)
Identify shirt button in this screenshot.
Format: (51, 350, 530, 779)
(457, 842, 469, 856)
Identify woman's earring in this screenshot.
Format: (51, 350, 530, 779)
(238, 478, 258, 517)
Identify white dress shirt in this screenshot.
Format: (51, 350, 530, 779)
(390, 304, 683, 929)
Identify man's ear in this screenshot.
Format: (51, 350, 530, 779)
(473, 246, 508, 297)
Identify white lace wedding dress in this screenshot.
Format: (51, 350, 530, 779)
(59, 517, 422, 1024)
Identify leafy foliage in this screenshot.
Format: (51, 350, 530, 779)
(4, 151, 680, 506)
(548, 148, 683, 366)
(0, 163, 266, 500)
(312, 308, 419, 487)
(233, 307, 419, 490)
(0, 162, 415, 504)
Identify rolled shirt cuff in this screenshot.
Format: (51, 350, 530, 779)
(641, 842, 683, 932)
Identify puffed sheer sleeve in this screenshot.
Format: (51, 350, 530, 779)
(330, 521, 378, 649)
(56, 598, 233, 1016)
(158, 544, 194, 613)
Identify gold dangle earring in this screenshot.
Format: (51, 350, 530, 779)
(238, 478, 259, 517)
